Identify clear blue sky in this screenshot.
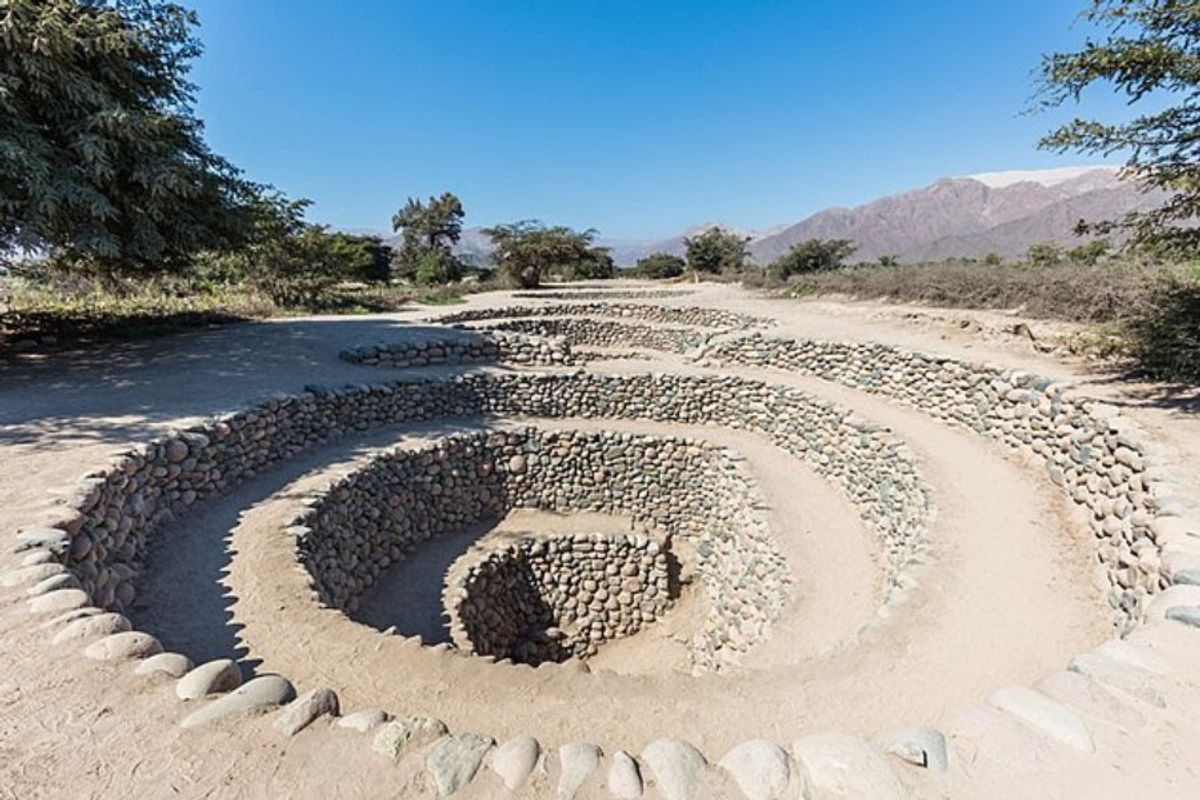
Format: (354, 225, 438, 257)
(184, 1, 1135, 240)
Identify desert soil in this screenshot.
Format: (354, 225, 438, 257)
(2, 281, 1200, 799)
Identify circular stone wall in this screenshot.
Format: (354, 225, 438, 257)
(444, 530, 672, 664)
(434, 302, 771, 330)
(340, 330, 583, 369)
(471, 317, 710, 353)
(292, 427, 785, 671)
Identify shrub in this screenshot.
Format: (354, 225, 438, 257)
(633, 252, 686, 279)
(768, 238, 857, 280)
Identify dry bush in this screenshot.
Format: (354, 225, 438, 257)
(789, 260, 1162, 323)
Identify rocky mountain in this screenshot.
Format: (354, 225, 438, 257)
(379, 167, 1161, 267)
(745, 167, 1161, 264)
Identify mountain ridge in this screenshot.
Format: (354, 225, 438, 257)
(378, 167, 1157, 266)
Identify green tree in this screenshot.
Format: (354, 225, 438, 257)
(0, 0, 257, 273)
(1027, 242, 1064, 267)
(684, 227, 748, 275)
(983, 252, 1005, 267)
(1035, 0, 1200, 255)
(768, 238, 857, 280)
(195, 194, 363, 306)
(562, 249, 614, 281)
(633, 252, 686, 279)
(324, 232, 391, 283)
(483, 221, 604, 289)
(1067, 238, 1111, 266)
(390, 192, 465, 283)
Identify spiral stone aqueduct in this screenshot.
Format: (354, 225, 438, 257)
(3, 283, 1200, 799)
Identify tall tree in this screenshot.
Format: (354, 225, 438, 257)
(0, 0, 257, 272)
(483, 221, 604, 288)
(1036, 0, 1200, 255)
(390, 192, 465, 283)
(684, 227, 748, 274)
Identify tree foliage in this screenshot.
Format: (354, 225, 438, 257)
(0, 0, 258, 272)
(193, 194, 377, 305)
(1035, 0, 1200, 255)
(390, 192, 465, 283)
(633, 251, 686, 279)
(561, 248, 614, 281)
(684, 227, 748, 274)
(768, 238, 857, 280)
(483, 221, 605, 288)
(1026, 241, 1065, 267)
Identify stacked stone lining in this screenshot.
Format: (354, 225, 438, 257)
(470, 317, 710, 353)
(339, 330, 582, 369)
(292, 427, 781, 671)
(434, 302, 771, 330)
(443, 529, 672, 664)
(510, 289, 696, 300)
(14, 326, 1200, 797)
(698, 334, 1168, 624)
(38, 370, 928, 670)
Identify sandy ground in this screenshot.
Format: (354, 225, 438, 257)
(3, 281, 1200, 798)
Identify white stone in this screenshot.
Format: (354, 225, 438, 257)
(275, 687, 339, 736)
(877, 727, 947, 772)
(135, 652, 194, 679)
(489, 734, 540, 791)
(608, 750, 643, 799)
(82, 631, 162, 661)
(989, 686, 1095, 753)
(641, 738, 707, 800)
(50, 612, 130, 644)
(27, 588, 89, 615)
(426, 732, 493, 797)
(373, 716, 448, 759)
(176, 659, 243, 700)
(791, 734, 904, 800)
(180, 675, 296, 728)
(336, 709, 389, 732)
(718, 739, 790, 799)
(557, 741, 602, 800)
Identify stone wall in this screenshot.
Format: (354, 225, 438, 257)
(45, 370, 930, 672)
(510, 289, 695, 300)
(444, 530, 671, 664)
(292, 427, 780, 671)
(470, 317, 709, 353)
(699, 334, 1166, 624)
(339, 330, 581, 369)
(434, 303, 771, 330)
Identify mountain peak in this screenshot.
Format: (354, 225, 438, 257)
(964, 165, 1118, 189)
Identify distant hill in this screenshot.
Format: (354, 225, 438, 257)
(378, 167, 1162, 267)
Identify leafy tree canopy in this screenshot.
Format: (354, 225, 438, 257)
(390, 192, 465, 283)
(633, 252, 686, 279)
(483, 221, 604, 289)
(684, 227, 748, 274)
(1036, 0, 1200, 255)
(0, 0, 258, 273)
(768, 238, 857, 279)
(193, 194, 377, 305)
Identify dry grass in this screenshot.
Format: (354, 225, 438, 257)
(781, 259, 1200, 383)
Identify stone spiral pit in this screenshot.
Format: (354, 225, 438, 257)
(291, 426, 787, 671)
(444, 530, 673, 664)
(12, 295, 1200, 799)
